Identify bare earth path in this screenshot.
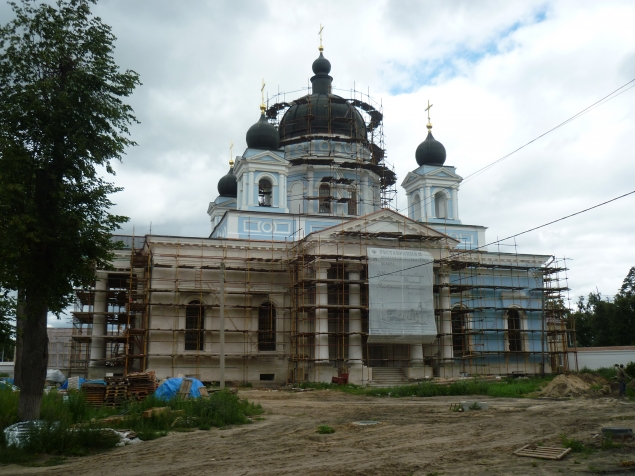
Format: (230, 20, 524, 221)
(3, 389, 635, 475)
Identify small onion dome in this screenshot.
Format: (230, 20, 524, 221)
(217, 165, 237, 198)
(246, 113, 280, 150)
(415, 130, 446, 166)
(312, 52, 331, 75)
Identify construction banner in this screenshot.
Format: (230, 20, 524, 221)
(367, 248, 436, 344)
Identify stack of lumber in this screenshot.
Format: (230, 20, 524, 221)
(127, 372, 157, 401)
(82, 383, 106, 407)
(104, 377, 129, 407)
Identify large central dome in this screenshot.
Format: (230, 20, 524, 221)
(278, 52, 367, 144)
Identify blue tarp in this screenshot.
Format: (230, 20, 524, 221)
(59, 378, 86, 390)
(154, 378, 205, 400)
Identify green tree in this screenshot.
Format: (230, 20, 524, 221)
(0, 0, 139, 420)
(573, 267, 635, 347)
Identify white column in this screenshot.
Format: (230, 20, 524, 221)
(242, 174, 248, 210)
(88, 272, 108, 379)
(347, 264, 363, 365)
(422, 186, 429, 220)
(307, 168, 314, 214)
(280, 176, 287, 211)
(315, 261, 330, 363)
(440, 270, 453, 362)
(452, 187, 459, 220)
(248, 171, 254, 207)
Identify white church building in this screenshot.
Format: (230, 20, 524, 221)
(72, 45, 574, 386)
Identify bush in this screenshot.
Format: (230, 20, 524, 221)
(625, 361, 635, 377)
(317, 424, 334, 434)
(0, 387, 18, 431)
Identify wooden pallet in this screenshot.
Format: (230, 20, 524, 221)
(514, 445, 572, 460)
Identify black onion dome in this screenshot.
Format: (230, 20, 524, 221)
(312, 52, 331, 75)
(279, 51, 366, 143)
(246, 113, 280, 150)
(217, 166, 237, 198)
(415, 131, 446, 166)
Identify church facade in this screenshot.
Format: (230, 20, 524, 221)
(72, 46, 574, 385)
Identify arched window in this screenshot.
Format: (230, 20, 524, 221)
(507, 309, 523, 352)
(289, 182, 304, 214)
(258, 178, 272, 207)
(451, 308, 467, 357)
(434, 191, 447, 219)
(319, 183, 330, 213)
(258, 302, 276, 351)
(185, 300, 204, 351)
(413, 194, 421, 221)
(348, 189, 358, 215)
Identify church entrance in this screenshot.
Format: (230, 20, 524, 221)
(366, 344, 409, 368)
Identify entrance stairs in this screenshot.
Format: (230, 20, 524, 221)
(369, 367, 406, 387)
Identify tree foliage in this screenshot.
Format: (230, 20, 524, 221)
(0, 290, 16, 351)
(0, 0, 139, 419)
(0, 0, 138, 311)
(574, 266, 635, 347)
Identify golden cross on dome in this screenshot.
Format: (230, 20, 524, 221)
(260, 79, 266, 113)
(318, 24, 324, 52)
(425, 100, 433, 130)
(229, 140, 234, 166)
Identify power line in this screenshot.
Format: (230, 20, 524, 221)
(461, 78, 635, 184)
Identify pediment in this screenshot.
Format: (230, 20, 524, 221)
(242, 150, 286, 164)
(426, 167, 462, 180)
(400, 172, 421, 188)
(308, 209, 459, 244)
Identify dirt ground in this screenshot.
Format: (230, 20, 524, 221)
(3, 389, 635, 476)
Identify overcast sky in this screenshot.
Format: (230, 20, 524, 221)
(2, 0, 633, 324)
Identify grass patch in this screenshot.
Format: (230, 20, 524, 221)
(561, 434, 594, 454)
(316, 424, 335, 434)
(297, 375, 556, 399)
(0, 388, 262, 464)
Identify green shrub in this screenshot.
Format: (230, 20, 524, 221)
(0, 387, 18, 431)
(624, 361, 635, 377)
(317, 424, 334, 434)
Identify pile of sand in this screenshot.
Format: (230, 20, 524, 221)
(538, 373, 610, 398)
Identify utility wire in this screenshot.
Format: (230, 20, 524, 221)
(461, 79, 635, 184)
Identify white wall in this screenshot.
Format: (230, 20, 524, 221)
(571, 347, 635, 370)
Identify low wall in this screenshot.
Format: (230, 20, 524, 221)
(0, 362, 14, 378)
(570, 346, 635, 370)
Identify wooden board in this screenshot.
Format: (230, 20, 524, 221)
(514, 445, 572, 460)
(178, 378, 193, 396)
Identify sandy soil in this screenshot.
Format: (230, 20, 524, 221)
(3, 389, 635, 476)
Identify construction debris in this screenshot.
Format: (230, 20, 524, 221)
(80, 372, 158, 408)
(537, 373, 609, 398)
(514, 444, 572, 460)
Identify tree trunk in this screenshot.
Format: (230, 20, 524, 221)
(13, 298, 25, 388)
(17, 300, 48, 421)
